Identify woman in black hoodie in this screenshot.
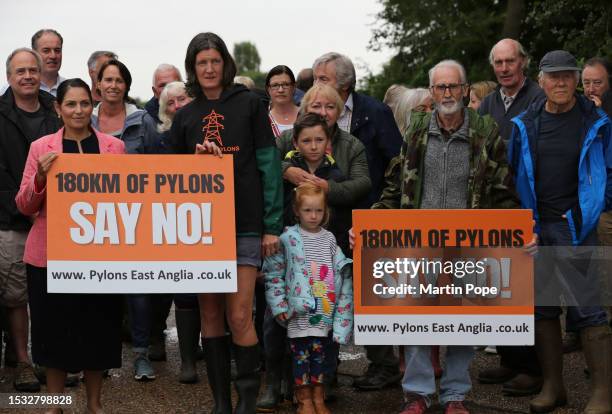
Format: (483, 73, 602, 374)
(171, 32, 282, 414)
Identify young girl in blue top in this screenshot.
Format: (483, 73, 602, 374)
(264, 183, 353, 414)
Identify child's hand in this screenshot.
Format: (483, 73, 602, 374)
(276, 312, 288, 322)
(348, 227, 355, 249)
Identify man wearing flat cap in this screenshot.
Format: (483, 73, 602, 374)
(508, 50, 612, 413)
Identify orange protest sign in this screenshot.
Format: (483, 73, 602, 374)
(47, 154, 236, 293)
(353, 209, 534, 345)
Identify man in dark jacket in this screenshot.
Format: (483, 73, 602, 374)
(0, 47, 60, 391)
(478, 38, 544, 143)
(313, 52, 403, 207)
(141, 63, 182, 363)
(313, 52, 404, 390)
(508, 50, 612, 414)
(144, 63, 182, 124)
(477, 38, 544, 396)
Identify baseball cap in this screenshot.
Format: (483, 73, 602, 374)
(539, 50, 580, 73)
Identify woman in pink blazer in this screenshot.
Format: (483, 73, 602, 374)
(16, 78, 125, 414)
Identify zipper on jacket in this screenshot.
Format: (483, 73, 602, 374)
(442, 141, 448, 208)
(586, 153, 592, 184)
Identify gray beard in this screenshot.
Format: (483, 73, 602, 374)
(436, 99, 464, 116)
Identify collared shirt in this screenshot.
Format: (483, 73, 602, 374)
(40, 75, 66, 97)
(337, 93, 353, 133)
(0, 74, 65, 97)
(499, 78, 526, 112)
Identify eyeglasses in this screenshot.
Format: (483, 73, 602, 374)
(269, 82, 293, 90)
(583, 80, 604, 88)
(430, 83, 465, 94)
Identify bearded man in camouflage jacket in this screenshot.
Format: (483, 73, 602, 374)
(374, 60, 519, 414)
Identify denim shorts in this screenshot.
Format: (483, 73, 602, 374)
(237, 237, 262, 268)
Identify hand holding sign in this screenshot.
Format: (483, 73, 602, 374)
(195, 140, 223, 157)
(36, 152, 58, 188)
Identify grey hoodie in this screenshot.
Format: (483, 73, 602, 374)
(91, 103, 160, 154)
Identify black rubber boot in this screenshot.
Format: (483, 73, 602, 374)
(256, 359, 282, 412)
(234, 343, 261, 414)
(175, 308, 200, 384)
(204, 336, 232, 414)
(283, 353, 294, 402)
(149, 295, 172, 361)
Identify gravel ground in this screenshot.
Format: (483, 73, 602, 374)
(0, 315, 592, 414)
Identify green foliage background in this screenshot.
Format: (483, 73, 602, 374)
(360, 0, 611, 99)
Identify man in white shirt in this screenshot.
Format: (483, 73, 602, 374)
(31, 29, 65, 96)
(1, 29, 65, 97)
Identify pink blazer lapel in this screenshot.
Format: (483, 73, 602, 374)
(44, 127, 118, 154)
(46, 128, 64, 152)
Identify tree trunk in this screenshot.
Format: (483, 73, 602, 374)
(502, 0, 526, 39)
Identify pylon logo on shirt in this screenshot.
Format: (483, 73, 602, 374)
(202, 110, 225, 146)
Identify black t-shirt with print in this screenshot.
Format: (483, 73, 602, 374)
(170, 84, 276, 235)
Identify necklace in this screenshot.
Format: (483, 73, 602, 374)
(273, 107, 292, 122)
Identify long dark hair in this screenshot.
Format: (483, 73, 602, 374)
(57, 78, 93, 105)
(97, 59, 133, 102)
(184, 32, 237, 98)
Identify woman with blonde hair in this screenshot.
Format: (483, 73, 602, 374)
(277, 82, 371, 252)
(383, 84, 409, 112)
(389, 87, 433, 134)
(468, 81, 497, 111)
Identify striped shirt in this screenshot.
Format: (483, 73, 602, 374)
(337, 93, 354, 133)
(287, 227, 337, 338)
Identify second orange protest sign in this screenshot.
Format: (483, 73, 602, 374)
(353, 209, 534, 345)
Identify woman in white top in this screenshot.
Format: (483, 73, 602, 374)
(266, 65, 299, 137)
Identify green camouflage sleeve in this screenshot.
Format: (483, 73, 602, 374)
(371, 153, 403, 210)
(488, 129, 520, 209)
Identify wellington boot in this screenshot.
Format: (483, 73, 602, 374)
(312, 384, 331, 414)
(256, 360, 282, 412)
(234, 343, 262, 414)
(581, 326, 612, 414)
(175, 308, 200, 384)
(295, 385, 315, 414)
(283, 353, 294, 402)
(530, 319, 567, 413)
(203, 336, 232, 414)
